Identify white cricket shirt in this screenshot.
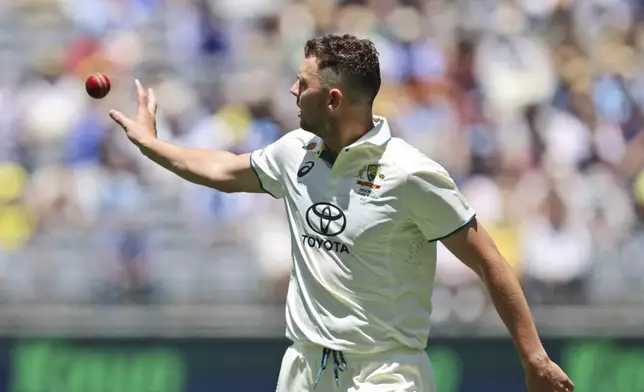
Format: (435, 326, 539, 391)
(250, 116, 475, 353)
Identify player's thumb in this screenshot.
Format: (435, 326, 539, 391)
(109, 110, 133, 130)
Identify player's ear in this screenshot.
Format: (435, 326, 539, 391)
(328, 88, 343, 111)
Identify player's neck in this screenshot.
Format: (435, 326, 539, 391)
(323, 112, 374, 154)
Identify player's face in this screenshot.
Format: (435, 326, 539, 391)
(289, 57, 333, 136)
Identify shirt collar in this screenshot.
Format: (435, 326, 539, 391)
(347, 115, 392, 149)
(303, 115, 392, 153)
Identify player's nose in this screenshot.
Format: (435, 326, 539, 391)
(289, 81, 299, 98)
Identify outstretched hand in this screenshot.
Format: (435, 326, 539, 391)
(109, 79, 158, 146)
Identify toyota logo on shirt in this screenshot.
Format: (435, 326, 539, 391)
(305, 202, 347, 237)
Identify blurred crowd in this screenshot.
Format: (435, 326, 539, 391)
(1, 0, 644, 326)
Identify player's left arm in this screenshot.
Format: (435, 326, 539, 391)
(441, 220, 574, 392)
(404, 165, 574, 392)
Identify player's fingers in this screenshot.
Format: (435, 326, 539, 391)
(135, 79, 148, 112)
(109, 110, 133, 130)
(147, 88, 157, 115)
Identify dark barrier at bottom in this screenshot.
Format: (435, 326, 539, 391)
(5, 337, 644, 392)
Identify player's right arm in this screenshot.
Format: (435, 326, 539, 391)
(136, 140, 260, 194)
(108, 79, 264, 194)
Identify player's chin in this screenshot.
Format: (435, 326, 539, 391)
(299, 118, 310, 131)
(300, 115, 321, 133)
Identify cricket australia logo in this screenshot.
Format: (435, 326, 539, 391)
(356, 164, 385, 190)
(302, 202, 349, 254)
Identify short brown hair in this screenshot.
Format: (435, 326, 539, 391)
(304, 34, 381, 105)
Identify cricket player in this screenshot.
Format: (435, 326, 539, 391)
(109, 34, 574, 392)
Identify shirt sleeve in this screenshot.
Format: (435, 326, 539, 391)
(249, 139, 286, 199)
(403, 166, 476, 242)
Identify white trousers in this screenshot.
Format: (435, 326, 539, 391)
(276, 343, 436, 392)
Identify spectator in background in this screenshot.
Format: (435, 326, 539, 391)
(91, 136, 156, 304)
(521, 187, 593, 305)
(588, 169, 644, 305)
(0, 163, 35, 253)
(93, 223, 154, 304)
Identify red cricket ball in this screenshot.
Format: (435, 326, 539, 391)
(85, 73, 111, 99)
